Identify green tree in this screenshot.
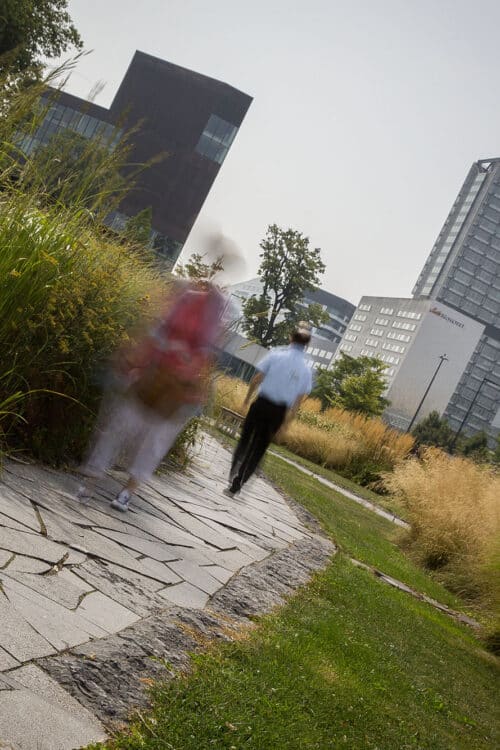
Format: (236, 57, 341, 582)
(311, 353, 389, 416)
(242, 224, 328, 347)
(176, 252, 224, 281)
(124, 207, 153, 246)
(0, 0, 82, 76)
(412, 411, 456, 452)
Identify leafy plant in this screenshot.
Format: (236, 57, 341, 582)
(242, 224, 327, 347)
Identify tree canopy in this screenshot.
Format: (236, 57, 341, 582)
(311, 353, 389, 416)
(242, 224, 328, 347)
(412, 411, 456, 452)
(0, 0, 82, 75)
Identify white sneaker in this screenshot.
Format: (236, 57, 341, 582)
(111, 489, 131, 512)
(76, 483, 92, 502)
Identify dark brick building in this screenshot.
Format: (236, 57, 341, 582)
(21, 51, 252, 265)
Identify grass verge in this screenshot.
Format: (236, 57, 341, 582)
(97, 554, 499, 750)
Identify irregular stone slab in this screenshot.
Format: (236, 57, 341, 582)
(3, 568, 92, 609)
(164, 507, 241, 550)
(0, 594, 55, 661)
(211, 548, 255, 571)
(9, 663, 105, 733)
(1, 576, 106, 649)
(158, 581, 209, 609)
(0, 512, 37, 533)
(135, 557, 183, 585)
(200, 564, 234, 584)
(167, 560, 222, 595)
(0, 646, 20, 671)
(73, 559, 167, 617)
(95, 528, 181, 561)
(0, 527, 68, 564)
(7, 555, 53, 574)
(75, 591, 139, 634)
(0, 688, 106, 750)
(0, 549, 13, 568)
(103, 561, 166, 592)
(0, 488, 42, 532)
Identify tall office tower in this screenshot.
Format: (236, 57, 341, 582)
(19, 51, 252, 266)
(413, 158, 500, 441)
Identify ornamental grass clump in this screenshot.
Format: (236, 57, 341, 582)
(0, 194, 165, 463)
(384, 447, 500, 614)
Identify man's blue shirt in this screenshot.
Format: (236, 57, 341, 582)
(257, 344, 312, 408)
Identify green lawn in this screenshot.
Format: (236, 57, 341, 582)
(268, 442, 408, 520)
(93, 444, 499, 750)
(262, 452, 465, 612)
(100, 556, 498, 750)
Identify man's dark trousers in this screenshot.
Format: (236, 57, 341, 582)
(231, 396, 287, 488)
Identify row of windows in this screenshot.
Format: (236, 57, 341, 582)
(379, 352, 400, 364)
(344, 333, 357, 342)
(380, 306, 394, 315)
(375, 317, 389, 326)
(382, 341, 405, 353)
(349, 323, 362, 332)
(387, 331, 411, 342)
(392, 320, 417, 331)
(370, 328, 384, 337)
(365, 338, 379, 348)
(358, 303, 371, 311)
(306, 347, 334, 360)
(353, 313, 367, 322)
(396, 309, 422, 320)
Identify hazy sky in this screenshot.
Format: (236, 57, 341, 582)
(52, 0, 500, 304)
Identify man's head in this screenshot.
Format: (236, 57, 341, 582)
(290, 321, 312, 347)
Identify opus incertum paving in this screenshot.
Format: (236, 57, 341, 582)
(0, 433, 319, 750)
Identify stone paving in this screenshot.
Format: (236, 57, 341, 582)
(0, 433, 323, 750)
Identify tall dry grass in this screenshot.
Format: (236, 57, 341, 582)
(213, 375, 413, 483)
(385, 448, 500, 613)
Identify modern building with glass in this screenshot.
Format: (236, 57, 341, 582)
(412, 158, 500, 442)
(19, 50, 252, 265)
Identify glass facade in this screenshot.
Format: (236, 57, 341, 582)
(196, 114, 238, 165)
(19, 100, 121, 157)
(413, 159, 500, 443)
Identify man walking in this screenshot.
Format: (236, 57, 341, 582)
(226, 323, 312, 496)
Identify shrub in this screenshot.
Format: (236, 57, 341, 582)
(0, 194, 166, 463)
(384, 447, 500, 612)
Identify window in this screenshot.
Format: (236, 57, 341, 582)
(396, 310, 422, 320)
(392, 320, 416, 331)
(380, 307, 394, 315)
(380, 353, 400, 365)
(320, 349, 327, 358)
(353, 313, 367, 321)
(339, 343, 353, 352)
(359, 303, 372, 311)
(382, 342, 405, 353)
(375, 317, 389, 326)
(370, 328, 384, 337)
(312, 348, 319, 356)
(326, 352, 333, 360)
(386, 368, 395, 377)
(349, 323, 362, 332)
(196, 114, 238, 165)
(344, 333, 357, 342)
(387, 331, 410, 342)
(365, 338, 379, 347)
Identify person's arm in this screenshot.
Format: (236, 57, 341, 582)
(243, 372, 264, 408)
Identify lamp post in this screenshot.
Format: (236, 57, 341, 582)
(450, 376, 500, 449)
(406, 354, 449, 433)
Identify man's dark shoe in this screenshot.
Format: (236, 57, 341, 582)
(223, 477, 241, 498)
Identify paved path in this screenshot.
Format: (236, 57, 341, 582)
(0, 434, 318, 750)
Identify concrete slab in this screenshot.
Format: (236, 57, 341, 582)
(75, 591, 139, 633)
(158, 581, 209, 609)
(0, 688, 105, 750)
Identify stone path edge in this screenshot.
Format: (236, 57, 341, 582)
(39, 534, 335, 729)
